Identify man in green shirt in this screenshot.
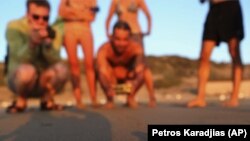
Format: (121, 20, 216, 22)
(5, 0, 68, 113)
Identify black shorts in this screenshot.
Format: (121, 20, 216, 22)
(202, 1, 244, 45)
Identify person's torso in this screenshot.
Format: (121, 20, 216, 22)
(7, 17, 61, 74)
(115, 0, 141, 34)
(64, 21, 91, 33)
(105, 42, 138, 67)
(65, 0, 97, 23)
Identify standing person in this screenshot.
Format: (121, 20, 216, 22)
(59, 0, 99, 109)
(97, 21, 156, 109)
(188, 0, 244, 108)
(106, 0, 152, 46)
(5, 0, 68, 113)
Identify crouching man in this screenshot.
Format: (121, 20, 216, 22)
(96, 21, 156, 109)
(5, 0, 68, 113)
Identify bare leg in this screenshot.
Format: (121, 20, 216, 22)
(127, 71, 145, 109)
(79, 30, 98, 107)
(40, 68, 64, 111)
(144, 68, 156, 108)
(40, 69, 56, 107)
(187, 40, 216, 108)
(64, 34, 84, 109)
(98, 67, 116, 109)
(223, 38, 243, 107)
(133, 35, 156, 107)
(7, 64, 37, 113)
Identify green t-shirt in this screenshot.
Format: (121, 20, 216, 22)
(5, 17, 64, 76)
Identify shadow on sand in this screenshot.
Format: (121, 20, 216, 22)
(0, 108, 112, 141)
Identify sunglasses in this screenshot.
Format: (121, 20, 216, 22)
(32, 14, 49, 22)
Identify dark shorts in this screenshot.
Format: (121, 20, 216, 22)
(8, 63, 68, 97)
(203, 1, 244, 45)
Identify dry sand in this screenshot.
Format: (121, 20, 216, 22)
(0, 79, 249, 109)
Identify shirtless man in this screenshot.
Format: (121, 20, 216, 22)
(97, 21, 156, 109)
(59, 0, 99, 108)
(188, 0, 244, 108)
(106, 0, 155, 107)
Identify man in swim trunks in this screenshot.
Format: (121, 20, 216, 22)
(97, 21, 156, 109)
(106, 0, 155, 108)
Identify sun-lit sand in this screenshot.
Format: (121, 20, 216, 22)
(0, 78, 249, 109)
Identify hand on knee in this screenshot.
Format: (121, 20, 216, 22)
(54, 63, 69, 82)
(40, 69, 56, 89)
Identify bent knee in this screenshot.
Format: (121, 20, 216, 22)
(42, 69, 56, 79)
(39, 69, 57, 88)
(98, 67, 111, 76)
(16, 64, 37, 84)
(54, 63, 69, 82)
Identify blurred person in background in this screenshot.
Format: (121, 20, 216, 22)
(97, 21, 156, 109)
(5, 0, 68, 113)
(106, 0, 155, 107)
(59, 0, 100, 109)
(188, 0, 244, 108)
(106, 0, 151, 46)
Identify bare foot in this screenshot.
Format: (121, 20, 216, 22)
(40, 101, 65, 111)
(103, 102, 114, 109)
(127, 98, 138, 109)
(222, 100, 239, 108)
(91, 101, 101, 108)
(76, 102, 86, 110)
(187, 99, 207, 108)
(148, 100, 157, 108)
(91, 98, 101, 108)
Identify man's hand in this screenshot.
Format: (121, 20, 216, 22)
(29, 27, 52, 48)
(29, 28, 47, 46)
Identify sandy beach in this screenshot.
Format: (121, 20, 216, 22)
(0, 80, 249, 109)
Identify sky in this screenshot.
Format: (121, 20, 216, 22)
(0, 0, 249, 64)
